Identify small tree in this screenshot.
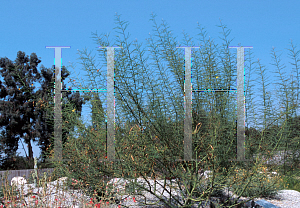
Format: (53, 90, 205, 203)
(0, 51, 92, 168)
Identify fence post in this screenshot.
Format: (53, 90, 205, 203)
(228, 46, 253, 163)
(45, 46, 71, 164)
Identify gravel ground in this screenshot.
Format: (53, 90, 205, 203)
(5, 154, 299, 208)
(5, 176, 299, 208)
(221, 187, 300, 208)
(87, 176, 300, 208)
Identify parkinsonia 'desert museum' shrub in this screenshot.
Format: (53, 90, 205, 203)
(42, 12, 299, 207)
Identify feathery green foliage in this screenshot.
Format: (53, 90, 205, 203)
(39, 13, 299, 207)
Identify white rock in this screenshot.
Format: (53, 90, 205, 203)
(203, 170, 212, 179)
(9, 178, 92, 207)
(57, 177, 68, 183)
(11, 176, 27, 187)
(271, 171, 278, 175)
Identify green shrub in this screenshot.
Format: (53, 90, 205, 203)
(227, 165, 287, 198)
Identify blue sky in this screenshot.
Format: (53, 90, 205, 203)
(0, 0, 299, 159)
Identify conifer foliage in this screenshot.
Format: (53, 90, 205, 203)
(0, 51, 91, 169)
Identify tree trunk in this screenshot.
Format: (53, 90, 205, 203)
(28, 140, 33, 161)
(26, 132, 34, 168)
